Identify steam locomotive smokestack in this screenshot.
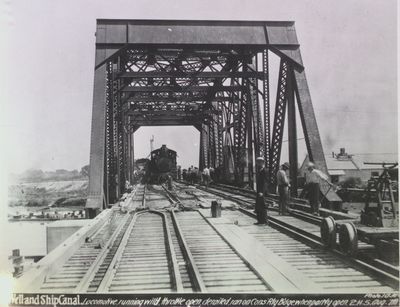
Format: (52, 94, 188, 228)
(150, 135, 154, 152)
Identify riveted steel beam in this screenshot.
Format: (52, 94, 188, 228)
(86, 51, 108, 212)
(263, 50, 271, 174)
(287, 69, 298, 197)
(119, 71, 263, 79)
(86, 19, 340, 215)
(293, 69, 327, 173)
(125, 96, 232, 103)
(121, 85, 244, 93)
(247, 61, 264, 160)
(269, 60, 290, 188)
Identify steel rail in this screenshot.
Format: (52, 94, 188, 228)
(149, 184, 209, 292)
(95, 184, 183, 293)
(142, 185, 147, 208)
(71, 189, 140, 292)
(95, 209, 184, 293)
(196, 209, 274, 290)
(180, 181, 399, 289)
(161, 184, 186, 210)
(162, 186, 207, 292)
(164, 187, 273, 292)
(170, 210, 207, 292)
(161, 211, 184, 292)
(94, 212, 137, 292)
(238, 207, 399, 290)
(83, 209, 121, 245)
(74, 212, 132, 293)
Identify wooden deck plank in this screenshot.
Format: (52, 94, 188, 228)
(199, 210, 317, 293)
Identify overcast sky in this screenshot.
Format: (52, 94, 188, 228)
(1, 0, 398, 173)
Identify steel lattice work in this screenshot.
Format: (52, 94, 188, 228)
(85, 20, 338, 215)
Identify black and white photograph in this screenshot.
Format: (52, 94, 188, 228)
(0, 0, 398, 306)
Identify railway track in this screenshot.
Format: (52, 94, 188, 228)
(218, 210, 396, 292)
(21, 183, 398, 293)
(96, 211, 180, 293)
(32, 185, 274, 293)
(172, 210, 272, 292)
(172, 182, 399, 292)
(91, 185, 272, 293)
(192, 182, 399, 250)
(37, 187, 147, 293)
(39, 209, 126, 292)
(81, 186, 187, 293)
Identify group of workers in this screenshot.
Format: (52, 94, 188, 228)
(181, 156, 333, 225)
(254, 156, 333, 225)
(182, 166, 214, 185)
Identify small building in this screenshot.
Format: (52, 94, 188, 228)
(300, 148, 398, 184)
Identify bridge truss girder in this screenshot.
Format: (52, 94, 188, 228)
(86, 20, 334, 214)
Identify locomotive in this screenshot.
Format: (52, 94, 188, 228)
(148, 145, 177, 183)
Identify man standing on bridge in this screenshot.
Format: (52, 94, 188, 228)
(277, 162, 290, 215)
(202, 167, 211, 187)
(255, 157, 269, 224)
(305, 162, 333, 215)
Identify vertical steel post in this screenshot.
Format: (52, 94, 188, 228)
(125, 122, 131, 184)
(208, 116, 216, 169)
(112, 61, 121, 202)
(234, 76, 247, 186)
(86, 50, 108, 215)
(199, 132, 204, 170)
(287, 67, 298, 197)
(248, 60, 263, 160)
(203, 124, 209, 169)
(269, 60, 289, 190)
(103, 63, 113, 208)
(246, 79, 254, 188)
(199, 124, 208, 171)
(129, 126, 135, 184)
(262, 50, 270, 175)
(216, 99, 224, 167)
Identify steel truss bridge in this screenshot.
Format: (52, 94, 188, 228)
(86, 19, 340, 216)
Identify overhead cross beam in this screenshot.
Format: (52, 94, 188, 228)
(120, 85, 245, 93)
(126, 96, 232, 103)
(119, 71, 263, 79)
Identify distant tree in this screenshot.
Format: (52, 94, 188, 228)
(22, 169, 44, 181)
(80, 165, 89, 177)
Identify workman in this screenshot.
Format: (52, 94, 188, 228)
(305, 162, 333, 215)
(202, 167, 211, 187)
(255, 156, 269, 224)
(277, 162, 290, 215)
(188, 166, 195, 184)
(209, 167, 215, 182)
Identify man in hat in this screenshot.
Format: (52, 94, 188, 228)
(254, 156, 269, 224)
(202, 166, 211, 187)
(277, 162, 290, 215)
(305, 162, 332, 215)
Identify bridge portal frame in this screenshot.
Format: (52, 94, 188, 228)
(86, 19, 333, 215)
